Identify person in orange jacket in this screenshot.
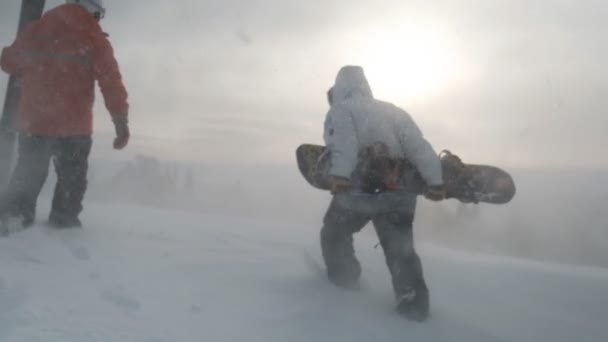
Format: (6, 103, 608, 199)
(0, 0, 129, 229)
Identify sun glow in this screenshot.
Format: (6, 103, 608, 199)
(346, 25, 461, 103)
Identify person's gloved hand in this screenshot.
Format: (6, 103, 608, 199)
(328, 175, 351, 195)
(112, 116, 130, 150)
(425, 184, 446, 201)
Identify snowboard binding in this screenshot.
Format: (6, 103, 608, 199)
(439, 150, 515, 204)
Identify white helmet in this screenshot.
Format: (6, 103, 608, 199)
(66, 0, 106, 19)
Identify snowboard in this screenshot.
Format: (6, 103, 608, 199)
(0, 0, 46, 190)
(296, 144, 516, 204)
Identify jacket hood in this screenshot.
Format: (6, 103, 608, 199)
(43, 4, 103, 34)
(330, 65, 373, 104)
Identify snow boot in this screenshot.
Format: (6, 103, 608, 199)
(48, 212, 82, 229)
(327, 259, 362, 290)
(0, 217, 7, 237)
(0, 214, 33, 236)
(395, 286, 430, 322)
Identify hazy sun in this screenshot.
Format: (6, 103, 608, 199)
(346, 24, 460, 103)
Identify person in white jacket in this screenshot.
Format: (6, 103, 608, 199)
(321, 65, 445, 321)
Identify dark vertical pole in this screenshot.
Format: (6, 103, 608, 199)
(0, 0, 46, 190)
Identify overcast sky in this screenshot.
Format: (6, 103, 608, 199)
(1, 0, 607, 168)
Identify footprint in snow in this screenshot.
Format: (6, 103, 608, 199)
(100, 289, 141, 312)
(20, 254, 45, 265)
(67, 245, 91, 261)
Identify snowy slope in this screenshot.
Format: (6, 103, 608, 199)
(1, 201, 607, 342)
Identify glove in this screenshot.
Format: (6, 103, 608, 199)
(112, 116, 130, 150)
(425, 184, 446, 201)
(328, 175, 351, 195)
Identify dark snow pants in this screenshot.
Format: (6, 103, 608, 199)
(0, 134, 92, 225)
(320, 193, 428, 304)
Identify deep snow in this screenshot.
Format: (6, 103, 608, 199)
(1, 201, 607, 342)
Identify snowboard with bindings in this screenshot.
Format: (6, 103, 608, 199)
(296, 144, 516, 204)
(0, 0, 47, 190)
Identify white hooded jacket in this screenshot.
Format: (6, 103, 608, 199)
(323, 66, 443, 187)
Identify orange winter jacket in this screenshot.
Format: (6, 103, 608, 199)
(0, 4, 128, 136)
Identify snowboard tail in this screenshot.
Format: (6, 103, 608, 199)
(296, 144, 516, 204)
(1, 0, 46, 188)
